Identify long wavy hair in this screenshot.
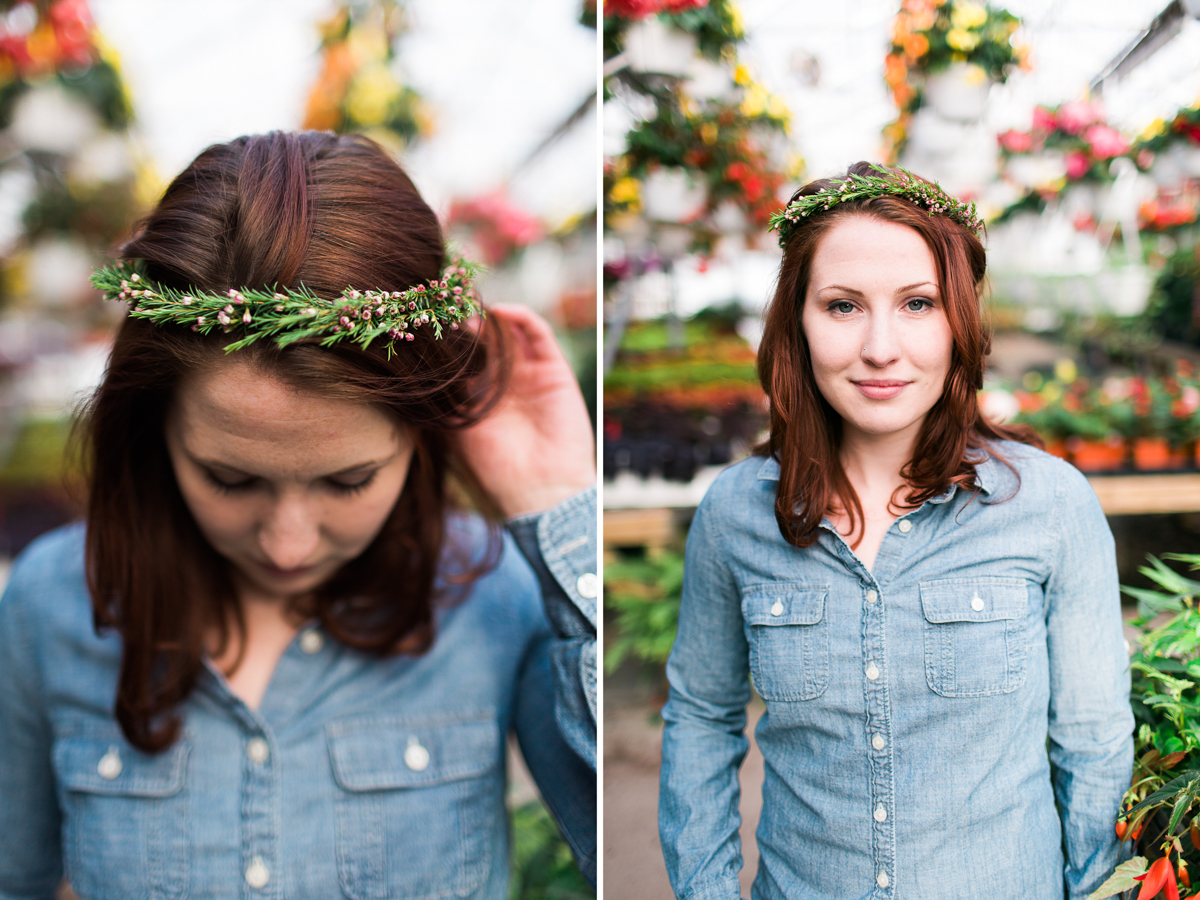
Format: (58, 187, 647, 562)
(78, 131, 505, 752)
(755, 161, 1038, 549)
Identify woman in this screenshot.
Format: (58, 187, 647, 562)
(658, 162, 1131, 900)
(0, 131, 596, 899)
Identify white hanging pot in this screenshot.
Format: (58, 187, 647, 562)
(623, 16, 697, 77)
(922, 62, 991, 122)
(1170, 142, 1200, 178)
(640, 167, 706, 223)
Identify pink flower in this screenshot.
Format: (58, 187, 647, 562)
(1056, 100, 1102, 135)
(998, 129, 1032, 153)
(1065, 151, 1091, 180)
(1084, 124, 1129, 159)
(1032, 106, 1057, 133)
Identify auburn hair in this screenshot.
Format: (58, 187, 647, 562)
(755, 161, 1038, 548)
(77, 131, 505, 752)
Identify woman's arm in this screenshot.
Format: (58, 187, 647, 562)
(1044, 463, 1134, 900)
(659, 493, 752, 900)
(0, 541, 65, 899)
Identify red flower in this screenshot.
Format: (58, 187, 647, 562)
(1084, 124, 1129, 159)
(1032, 106, 1057, 133)
(1065, 151, 1090, 180)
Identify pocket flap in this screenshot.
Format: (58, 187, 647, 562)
(327, 712, 500, 792)
(742, 584, 827, 626)
(55, 734, 188, 797)
(920, 578, 1028, 624)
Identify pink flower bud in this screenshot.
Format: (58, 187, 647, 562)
(223, 304, 234, 314)
(217, 311, 231, 326)
(405, 333, 415, 341)
(181, 296, 193, 305)
(242, 310, 252, 324)
(340, 316, 351, 327)
(274, 305, 284, 312)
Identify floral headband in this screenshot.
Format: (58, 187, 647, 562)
(92, 258, 482, 358)
(768, 165, 983, 249)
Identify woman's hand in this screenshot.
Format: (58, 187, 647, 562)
(459, 304, 595, 519)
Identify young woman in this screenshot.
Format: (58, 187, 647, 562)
(658, 162, 1131, 900)
(0, 131, 596, 899)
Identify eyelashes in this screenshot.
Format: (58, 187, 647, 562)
(202, 469, 378, 496)
(825, 297, 936, 316)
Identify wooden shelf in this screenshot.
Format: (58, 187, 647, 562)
(1087, 473, 1200, 515)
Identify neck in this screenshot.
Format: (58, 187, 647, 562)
(837, 423, 921, 496)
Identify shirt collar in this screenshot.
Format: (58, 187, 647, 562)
(754, 450, 1000, 496)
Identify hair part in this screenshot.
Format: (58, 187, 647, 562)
(79, 131, 504, 752)
(755, 161, 1039, 549)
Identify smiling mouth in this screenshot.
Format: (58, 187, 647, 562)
(854, 380, 910, 399)
(256, 560, 318, 579)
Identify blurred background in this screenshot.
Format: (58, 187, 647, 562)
(0, 1, 596, 897)
(601, 1, 1200, 896)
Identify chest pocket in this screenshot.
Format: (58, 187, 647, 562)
(327, 712, 502, 900)
(741, 585, 829, 701)
(54, 733, 190, 900)
(920, 578, 1030, 698)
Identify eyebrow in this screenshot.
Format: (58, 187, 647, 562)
(816, 282, 938, 296)
(187, 450, 399, 479)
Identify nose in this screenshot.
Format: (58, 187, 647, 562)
(258, 492, 321, 570)
(860, 312, 901, 368)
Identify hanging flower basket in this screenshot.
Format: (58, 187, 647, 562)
(623, 16, 697, 76)
(640, 167, 707, 222)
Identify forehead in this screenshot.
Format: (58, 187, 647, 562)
(170, 357, 401, 473)
(809, 215, 937, 286)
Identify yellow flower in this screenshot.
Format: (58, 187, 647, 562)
(1041, 381, 1063, 404)
(726, 1, 745, 39)
(1139, 118, 1167, 141)
(345, 64, 402, 127)
(699, 122, 719, 144)
(1054, 358, 1078, 384)
(610, 177, 640, 206)
(946, 28, 981, 51)
(767, 95, 791, 124)
(741, 83, 768, 118)
(950, 1, 988, 30)
(733, 64, 752, 86)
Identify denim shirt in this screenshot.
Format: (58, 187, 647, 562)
(0, 487, 596, 900)
(659, 445, 1132, 900)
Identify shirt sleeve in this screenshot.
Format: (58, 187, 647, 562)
(1043, 464, 1134, 900)
(507, 486, 597, 886)
(0, 548, 64, 900)
(658, 490, 752, 900)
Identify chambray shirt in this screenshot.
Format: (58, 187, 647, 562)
(0, 487, 596, 900)
(659, 445, 1132, 900)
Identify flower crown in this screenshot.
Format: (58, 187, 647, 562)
(768, 165, 983, 249)
(92, 258, 482, 357)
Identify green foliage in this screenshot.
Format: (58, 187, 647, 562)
(0, 417, 74, 489)
(508, 800, 594, 900)
(1144, 244, 1200, 348)
(604, 549, 684, 674)
(1113, 553, 1200, 892)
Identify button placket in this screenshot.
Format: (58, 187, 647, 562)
(860, 571, 895, 895)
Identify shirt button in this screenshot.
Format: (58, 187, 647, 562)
(404, 736, 430, 772)
(770, 600, 784, 616)
(865, 664, 880, 681)
(865, 589, 878, 604)
(971, 593, 985, 612)
(299, 629, 323, 654)
(874, 805, 887, 822)
(898, 519, 912, 533)
(576, 572, 598, 599)
(878, 871, 890, 888)
(872, 734, 885, 751)
(245, 857, 269, 889)
(246, 738, 269, 764)
(97, 747, 122, 780)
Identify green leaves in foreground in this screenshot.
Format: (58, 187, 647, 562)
(1086, 857, 1149, 900)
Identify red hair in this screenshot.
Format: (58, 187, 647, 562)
(755, 161, 1038, 548)
(77, 132, 505, 752)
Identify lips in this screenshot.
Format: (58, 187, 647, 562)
(255, 560, 318, 579)
(853, 380, 910, 400)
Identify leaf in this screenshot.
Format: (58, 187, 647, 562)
(1169, 783, 1198, 833)
(1086, 857, 1149, 900)
(1126, 773, 1200, 817)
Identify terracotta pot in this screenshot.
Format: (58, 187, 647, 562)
(1132, 437, 1188, 471)
(1043, 440, 1068, 461)
(1067, 436, 1126, 472)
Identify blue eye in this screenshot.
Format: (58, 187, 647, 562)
(830, 301, 855, 314)
(906, 298, 932, 311)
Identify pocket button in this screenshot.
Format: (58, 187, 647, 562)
(770, 600, 783, 616)
(97, 746, 122, 780)
(403, 737, 430, 772)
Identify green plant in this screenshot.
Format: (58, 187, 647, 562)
(603, 548, 684, 674)
(1090, 553, 1200, 899)
(508, 800, 594, 900)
